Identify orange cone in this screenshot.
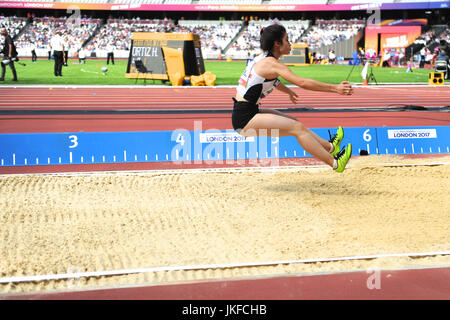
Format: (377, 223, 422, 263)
(363, 78, 368, 86)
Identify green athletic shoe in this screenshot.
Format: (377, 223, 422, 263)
(334, 143, 352, 173)
(329, 126, 344, 156)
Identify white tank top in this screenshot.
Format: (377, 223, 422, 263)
(236, 52, 280, 105)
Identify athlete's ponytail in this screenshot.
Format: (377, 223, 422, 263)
(260, 24, 286, 53)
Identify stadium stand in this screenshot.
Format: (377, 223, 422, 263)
(88, 18, 174, 58)
(226, 19, 310, 59)
(299, 19, 365, 50)
(88, 19, 243, 59)
(12, 16, 101, 59)
(0, 16, 27, 39)
(407, 26, 449, 65)
(2, 0, 447, 63)
(1, 15, 366, 60)
(176, 20, 243, 59)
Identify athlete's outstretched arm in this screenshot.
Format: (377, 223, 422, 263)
(270, 59, 353, 96)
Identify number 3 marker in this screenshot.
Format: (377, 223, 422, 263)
(69, 135, 78, 148)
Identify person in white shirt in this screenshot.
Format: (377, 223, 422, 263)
(315, 52, 321, 63)
(47, 42, 51, 60)
(50, 31, 65, 76)
(106, 42, 114, 65)
(419, 46, 426, 68)
(30, 41, 37, 62)
(78, 47, 86, 64)
(328, 50, 336, 64)
(382, 49, 391, 67)
(63, 36, 69, 66)
(398, 50, 405, 67)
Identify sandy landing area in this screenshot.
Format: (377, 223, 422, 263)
(0, 155, 449, 293)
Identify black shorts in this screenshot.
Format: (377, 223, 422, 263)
(232, 98, 259, 133)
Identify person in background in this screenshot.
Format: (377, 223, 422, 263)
(63, 36, 69, 66)
(352, 50, 360, 65)
(0, 27, 18, 82)
(436, 46, 449, 64)
(425, 48, 433, 67)
(78, 47, 86, 64)
(398, 49, 405, 67)
(315, 52, 321, 64)
(106, 42, 115, 65)
(50, 31, 65, 76)
(30, 41, 37, 62)
(328, 50, 336, 64)
(47, 42, 51, 60)
(419, 46, 426, 68)
(358, 47, 365, 64)
(438, 39, 450, 57)
(382, 49, 390, 67)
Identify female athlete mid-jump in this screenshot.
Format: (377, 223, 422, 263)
(232, 24, 353, 172)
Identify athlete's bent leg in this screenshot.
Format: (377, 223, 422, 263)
(241, 113, 335, 167)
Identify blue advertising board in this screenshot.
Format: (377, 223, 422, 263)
(0, 126, 448, 167)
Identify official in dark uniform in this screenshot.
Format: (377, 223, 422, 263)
(0, 27, 18, 81)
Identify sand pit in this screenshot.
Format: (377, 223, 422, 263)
(0, 155, 449, 293)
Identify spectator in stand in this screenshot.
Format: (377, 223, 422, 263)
(300, 19, 365, 50)
(14, 16, 100, 60)
(0, 16, 27, 39)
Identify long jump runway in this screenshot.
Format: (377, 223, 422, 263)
(0, 85, 449, 300)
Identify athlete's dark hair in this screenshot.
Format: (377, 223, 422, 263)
(260, 24, 286, 52)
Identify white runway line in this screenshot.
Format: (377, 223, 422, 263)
(0, 83, 449, 89)
(0, 250, 449, 284)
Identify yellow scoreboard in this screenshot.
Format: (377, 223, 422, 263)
(279, 43, 310, 66)
(126, 33, 205, 80)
